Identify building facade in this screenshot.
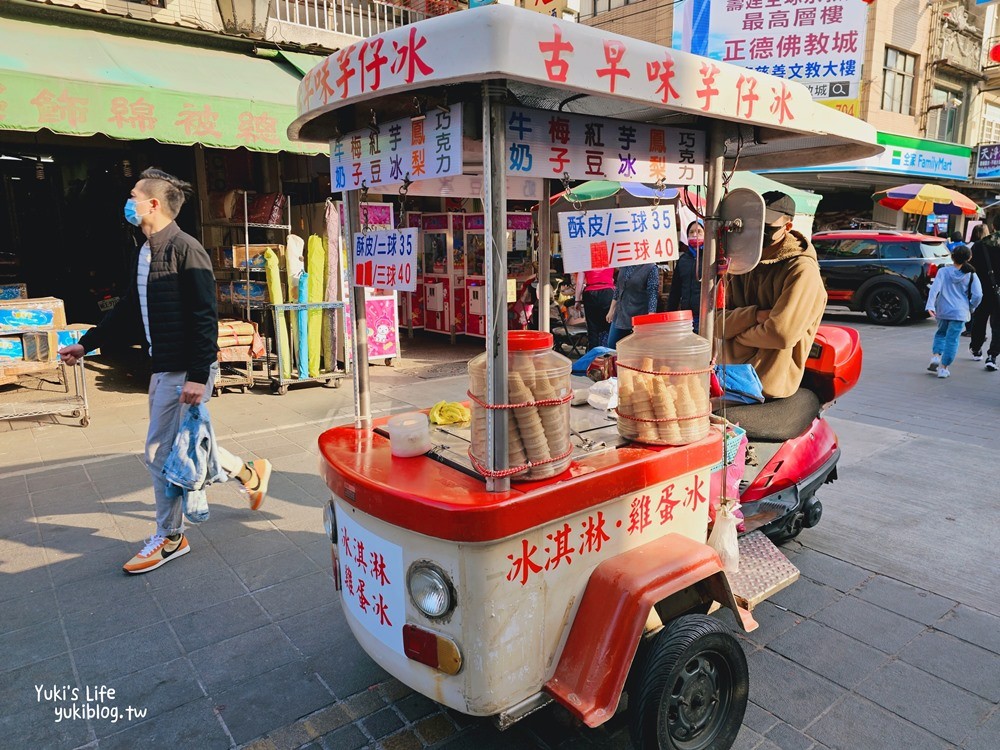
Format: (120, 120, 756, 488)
(582, 0, 1000, 231)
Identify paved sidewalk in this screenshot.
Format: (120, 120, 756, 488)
(0, 314, 998, 749)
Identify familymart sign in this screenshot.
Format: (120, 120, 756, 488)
(775, 132, 971, 181)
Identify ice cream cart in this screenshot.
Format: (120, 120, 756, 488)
(290, 6, 880, 748)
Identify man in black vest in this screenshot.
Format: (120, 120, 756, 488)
(970, 216, 1000, 370)
(60, 168, 272, 574)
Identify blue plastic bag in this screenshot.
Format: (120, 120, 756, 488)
(713, 363, 765, 404)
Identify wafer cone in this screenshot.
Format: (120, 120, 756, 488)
(629, 373, 660, 442)
(527, 369, 569, 457)
(652, 378, 683, 444)
(509, 372, 551, 465)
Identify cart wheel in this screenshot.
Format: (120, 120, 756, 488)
(270, 380, 281, 395)
(80, 417, 90, 428)
(214, 388, 221, 398)
(241, 385, 250, 394)
(277, 384, 289, 396)
(71, 410, 81, 418)
(629, 615, 748, 750)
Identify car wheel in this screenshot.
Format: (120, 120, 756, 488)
(864, 286, 910, 325)
(629, 615, 748, 750)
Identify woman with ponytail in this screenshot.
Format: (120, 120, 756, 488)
(926, 245, 983, 378)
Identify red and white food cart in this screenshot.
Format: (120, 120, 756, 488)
(290, 6, 880, 748)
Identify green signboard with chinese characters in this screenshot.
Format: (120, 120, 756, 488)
(0, 17, 323, 154)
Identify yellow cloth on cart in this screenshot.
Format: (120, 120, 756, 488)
(264, 249, 291, 380)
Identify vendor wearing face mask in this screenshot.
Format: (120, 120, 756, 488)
(667, 219, 705, 328)
(715, 191, 827, 400)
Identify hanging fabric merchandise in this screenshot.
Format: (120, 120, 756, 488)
(263, 249, 291, 380)
(324, 200, 341, 374)
(286, 235, 305, 362)
(307, 234, 326, 377)
(297, 272, 310, 380)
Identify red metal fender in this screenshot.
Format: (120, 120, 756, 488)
(544, 533, 753, 728)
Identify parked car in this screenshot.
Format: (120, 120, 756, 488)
(812, 230, 951, 325)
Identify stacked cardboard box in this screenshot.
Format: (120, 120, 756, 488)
(213, 244, 285, 270)
(0, 283, 27, 301)
(0, 298, 95, 369)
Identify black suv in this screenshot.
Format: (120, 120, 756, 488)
(812, 230, 951, 325)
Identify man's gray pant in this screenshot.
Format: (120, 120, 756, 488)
(145, 365, 244, 537)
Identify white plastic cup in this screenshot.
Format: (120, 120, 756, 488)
(387, 412, 432, 458)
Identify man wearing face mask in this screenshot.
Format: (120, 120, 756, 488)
(59, 168, 271, 574)
(716, 191, 827, 400)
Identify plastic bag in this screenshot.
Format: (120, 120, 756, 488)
(587, 377, 619, 412)
(708, 502, 740, 574)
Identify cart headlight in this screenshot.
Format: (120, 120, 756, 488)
(407, 564, 453, 619)
(323, 501, 336, 543)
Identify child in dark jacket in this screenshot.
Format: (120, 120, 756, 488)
(927, 246, 983, 379)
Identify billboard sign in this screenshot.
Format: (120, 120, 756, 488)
(975, 143, 1000, 179)
(672, 0, 869, 116)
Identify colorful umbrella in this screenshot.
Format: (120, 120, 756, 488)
(872, 183, 979, 216)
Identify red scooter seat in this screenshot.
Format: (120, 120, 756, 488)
(715, 388, 821, 442)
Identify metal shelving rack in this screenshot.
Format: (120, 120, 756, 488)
(204, 191, 292, 390)
(265, 301, 346, 395)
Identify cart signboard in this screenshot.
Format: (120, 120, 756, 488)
(331, 104, 463, 191)
(506, 106, 704, 184)
(334, 504, 406, 656)
(558, 205, 678, 273)
(352, 229, 418, 291)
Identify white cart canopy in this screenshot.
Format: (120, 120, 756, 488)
(289, 4, 881, 171)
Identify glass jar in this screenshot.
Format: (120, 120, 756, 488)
(615, 311, 711, 445)
(469, 331, 572, 480)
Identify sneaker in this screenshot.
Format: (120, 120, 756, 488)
(241, 459, 272, 511)
(928, 354, 942, 371)
(971, 348, 983, 361)
(122, 534, 189, 575)
(987, 355, 998, 372)
(937, 366, 951, 379)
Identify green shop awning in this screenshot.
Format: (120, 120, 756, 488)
(0, 16, 324, 154)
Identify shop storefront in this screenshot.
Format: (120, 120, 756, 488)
(0, 12, 329, 327)
(765, 131, 978, 234)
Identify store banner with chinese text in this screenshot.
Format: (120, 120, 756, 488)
(505, 107, 705, 184)
(330, 105, 463, 191)
(975, 144, 1000, 179)
(672, 0, 868, 116)
(558, 205, 678, 273)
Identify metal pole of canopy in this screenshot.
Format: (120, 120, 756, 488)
(698, 121, 727, 344)
(345, 189, 372, 430)
(538, 179, 552, 333)
(483, 82, 510, 493)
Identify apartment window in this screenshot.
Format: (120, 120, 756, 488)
(927, 87, 962, 143)
(982, 103, 1000, 144)
(882, 48, 917, 115)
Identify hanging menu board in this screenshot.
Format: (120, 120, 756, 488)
(504, 106, 705, 184)
(331, 104, 463, 190)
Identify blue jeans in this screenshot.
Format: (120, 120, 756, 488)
(606, 322, 631, 349)
(932, 318, 965, 367)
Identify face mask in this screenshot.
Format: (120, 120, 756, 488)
(124, 198, 149, 227)
(687, 238, 703, 252)
(762, 225, 783, 250)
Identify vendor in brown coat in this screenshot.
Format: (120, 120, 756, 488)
(716, 192, 827, 399)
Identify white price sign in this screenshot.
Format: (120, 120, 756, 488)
(558, 205, 678, 273)
(352, 229, 418, 292)
(335, 505, 406, 655)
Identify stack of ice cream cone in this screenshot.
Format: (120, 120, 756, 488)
(617, 357, 711, 445)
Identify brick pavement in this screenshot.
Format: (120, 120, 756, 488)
(0, 314, 997, 749)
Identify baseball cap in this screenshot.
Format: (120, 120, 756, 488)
(763, 191, 796, 225)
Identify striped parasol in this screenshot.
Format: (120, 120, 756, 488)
(872, 183, 979, 216)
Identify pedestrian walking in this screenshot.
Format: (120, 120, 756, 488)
(969, 218, 1000, 370)
(573, 268, 614, 350)
(58, 168, 272, 574)
(926, 245, 983, 379)
(606, 263, 660, 349)
(667, 219, 704, 328)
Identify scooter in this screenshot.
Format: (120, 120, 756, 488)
(724, 325, 862, 542)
